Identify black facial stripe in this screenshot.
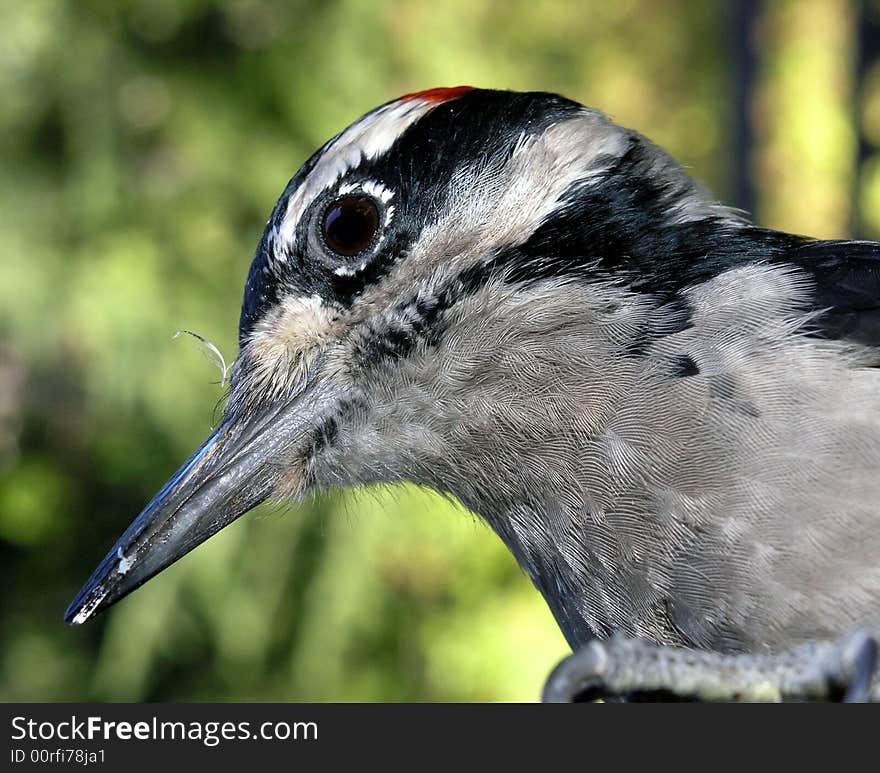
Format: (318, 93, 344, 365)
(349, 293, 448, 371)
(489, 139, 796, 297)
(239, 90, 583, 340)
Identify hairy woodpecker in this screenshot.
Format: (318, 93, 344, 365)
(66, 88, 880, 700)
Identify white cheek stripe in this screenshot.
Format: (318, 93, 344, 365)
(274, 99, 437, 250)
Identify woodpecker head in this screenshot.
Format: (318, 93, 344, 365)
(66, 87, 747, 627)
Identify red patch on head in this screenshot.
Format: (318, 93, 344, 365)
(399, 86, 474, 105)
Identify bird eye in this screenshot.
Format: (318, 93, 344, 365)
(321, 195, 380, 257)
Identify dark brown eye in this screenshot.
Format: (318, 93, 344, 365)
(321, 196, 380, 257)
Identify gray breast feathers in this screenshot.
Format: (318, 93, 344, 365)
(317, 262, 880, 652)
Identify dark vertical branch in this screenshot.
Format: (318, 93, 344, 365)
(731, 0, 760, 219)
(853, 0, 880, 239)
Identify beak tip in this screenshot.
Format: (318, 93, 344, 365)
(63, 588, 105, 626)
(63, 609, 86, 627)
(64, 568, 116, 626)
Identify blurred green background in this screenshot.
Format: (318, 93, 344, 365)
(1, 0, 877, 701)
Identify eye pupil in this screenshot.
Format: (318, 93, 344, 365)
(322, 196, 380, 256)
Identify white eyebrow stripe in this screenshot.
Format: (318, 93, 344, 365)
(339, 179, 395, 204)
(273, 98, 437, 252)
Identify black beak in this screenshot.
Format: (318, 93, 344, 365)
(65, 376, 336, 625)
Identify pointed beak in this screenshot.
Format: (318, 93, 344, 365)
(64, 376, 337, 626)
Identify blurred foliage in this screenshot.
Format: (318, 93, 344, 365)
(755, 0, 856, 237)
(0, 0, 869, 701)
